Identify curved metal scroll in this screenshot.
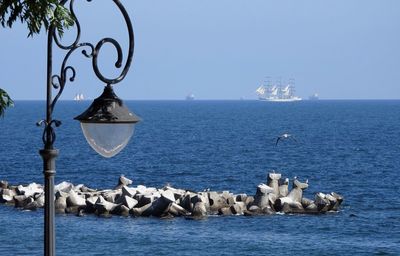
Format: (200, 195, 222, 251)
(42, 0, 134, 147)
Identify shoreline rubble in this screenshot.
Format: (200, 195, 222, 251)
(0, 173, 344, 218)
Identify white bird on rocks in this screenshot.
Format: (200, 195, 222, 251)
(275, 133, 297, 146)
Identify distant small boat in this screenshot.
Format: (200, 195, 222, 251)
(186, 93, 195, 100)
(309, 93, 319, 100)
(74, 93, 84, 101)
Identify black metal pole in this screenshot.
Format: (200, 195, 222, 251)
(40, 148, 58, 256)
(37, 1, 135, 255)
(39, 25, 58, 256)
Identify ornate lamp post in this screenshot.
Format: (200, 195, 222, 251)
(37, 1, 139, 255)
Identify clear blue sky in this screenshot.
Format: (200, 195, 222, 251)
(1, 0, 399, 100)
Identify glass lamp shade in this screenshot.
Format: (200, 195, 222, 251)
(81, 122, 135, 158)
(74, 85, 140, 157)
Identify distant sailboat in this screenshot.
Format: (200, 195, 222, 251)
(309, 93, 319, 100)
(186, 93, 195, 100)
(74, 93, 84, 101)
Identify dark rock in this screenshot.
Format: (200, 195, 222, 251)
(152, 190, 176, 217)
(112, 204, 130, 216)
(85, 196, 98, 213)
(169, 202, 190, 217)
(116, 195, 138, 209)
(77, 208, 85, 217)
(180, 193, 194, 212)
(95, 196, 117, 215)
(14, 195, 29, 208)
(131, 203, 153, 217)
(24, 200, 41, 211)
(137, 194, 156, 208)
(122, 186, 137, 198)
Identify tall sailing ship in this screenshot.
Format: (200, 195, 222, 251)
(73, 93, 85, 101)
(256, 78, 302, 102)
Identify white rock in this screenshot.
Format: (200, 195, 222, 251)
(66, 190, 86, 207)
(55, 181, 74, 193)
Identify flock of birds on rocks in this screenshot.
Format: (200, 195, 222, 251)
(0, 172, 344, 219)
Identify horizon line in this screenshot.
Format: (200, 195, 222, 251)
(9, 98, 400, 101)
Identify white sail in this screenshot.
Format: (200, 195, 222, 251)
(281, 85, 290, 93)
(256, 86, 265, 95)
(270, 86, 278, 96)
(282, 85, 291, 97)
(74, 93, 84, 101)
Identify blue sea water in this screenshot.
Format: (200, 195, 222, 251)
(0, 100, 400, 255)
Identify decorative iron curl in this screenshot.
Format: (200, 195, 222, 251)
(50, 43, 94, 111)
(41, 0, 135, 147)
(49, 0, 134, 112)
(91, 0, 135, 84)
(37, 120, 62, 146)
(53, 0, 81, 50)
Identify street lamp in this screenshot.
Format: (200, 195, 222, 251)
(74, 84, 140, 157)
(37, 1, 138, 255)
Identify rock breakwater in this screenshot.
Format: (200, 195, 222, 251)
(0, 173, 343, 218)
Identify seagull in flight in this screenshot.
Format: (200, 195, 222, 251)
(275, 133, 297, 146)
